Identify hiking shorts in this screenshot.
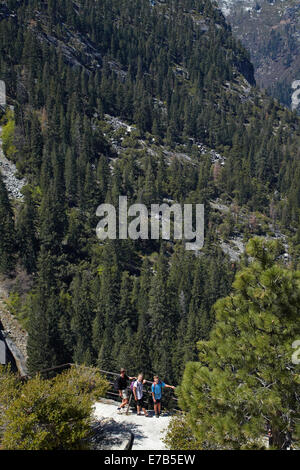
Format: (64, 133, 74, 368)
(121, 389, 129, 400)
(153, 398, 161, 404)
(136, 397, 144, 407)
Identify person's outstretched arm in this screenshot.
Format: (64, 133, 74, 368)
(164, 384, 175, 390)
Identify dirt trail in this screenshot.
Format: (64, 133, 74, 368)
(0, 123, 28, 373)
(0, 125, 26, 199)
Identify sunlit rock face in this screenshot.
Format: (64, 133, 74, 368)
(291, 81, 300, 111)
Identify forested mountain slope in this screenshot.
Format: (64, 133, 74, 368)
(217, 0, 300, 109)
(1, 0, 300, 384)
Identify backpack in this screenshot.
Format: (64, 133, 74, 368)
(130, 380, 135, 391)
(153, 380, 162, 396)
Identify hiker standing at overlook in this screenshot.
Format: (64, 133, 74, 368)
(152, 375, 175, 418)
(133, 373, 149, 417)
(115, 368, 136, 412)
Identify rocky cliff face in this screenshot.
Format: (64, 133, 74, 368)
(216, 0, 300, 110)
(0, 127, 25, 200)
(0, 281, 28, 374)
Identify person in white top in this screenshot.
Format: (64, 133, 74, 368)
(133, 373, 149, 417)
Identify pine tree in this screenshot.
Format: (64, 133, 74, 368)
(132, 258, 152, 375)
(177, 238, 300, 450)
(0, 174, 15, 274)
(16, 188, 38, 273)
(94, 242, 121, 370)
(27, 247, 65, 374)
(64, 147, 77, 206)
(30, 113, 43, 175)
(70, 271, 95, 365)
(148, 251, 174, 382)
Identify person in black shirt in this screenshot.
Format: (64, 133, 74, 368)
(116, 368, 135, 412)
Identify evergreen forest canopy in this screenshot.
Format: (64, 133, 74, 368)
(165, 238, 300, 450)
(0, 0, 300, 386)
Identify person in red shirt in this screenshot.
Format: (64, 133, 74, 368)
(116, 368, 135, 412)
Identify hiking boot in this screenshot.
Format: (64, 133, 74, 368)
(155, 414, 159, 418)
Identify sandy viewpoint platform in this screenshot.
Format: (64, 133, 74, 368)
(93, 398, 172, 450)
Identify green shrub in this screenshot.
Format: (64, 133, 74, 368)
(164, 413, 202, 450)
(0, 365, 108, 450)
